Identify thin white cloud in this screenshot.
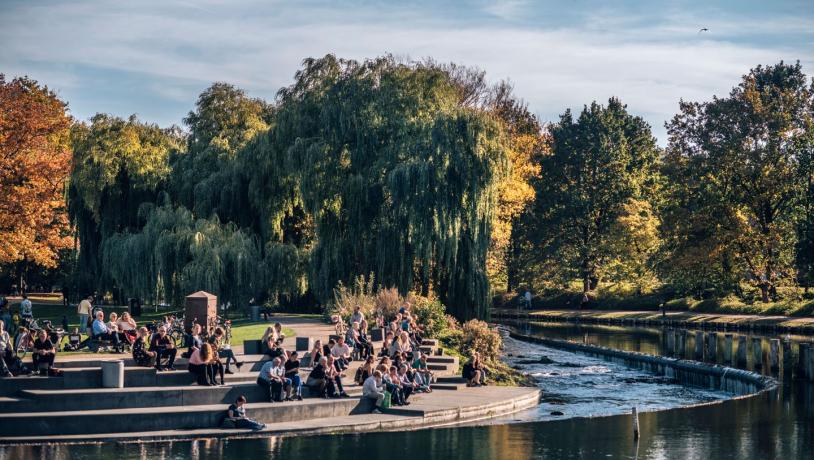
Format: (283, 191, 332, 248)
(1, 0, 811, 143)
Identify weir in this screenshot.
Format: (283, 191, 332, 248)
(508, 331, 777, 397)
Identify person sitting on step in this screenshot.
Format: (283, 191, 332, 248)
(150, 325, 177, 371)
(188, 340, 216, 385)
(225, 395, 265, 431)
(265, 336, 288, 362)
(273, 322, 285, 345)
(412, 352, 433, 391)
(362, 370, 386, 414)
(309, 339, 324, 366)
(324, 355, 350, 398)
(391, 365, 413, 404)
(330, 336, 351, 372)
(92, 310, 122, 352)
(380, 364, 406, 406)
(398, 364, 420, 397)
(116, 312, 138, 344)
(183, 323, 203, 359)
(32, 329, 55, 375)
(284, 351, 303, 401)
(306, 356, 329, 397)
(257, 357, 288, 402)
(132, 327, 156, 367)
(0, 320, 13, 376)
(210, 327, 242, 374)
(357, 319, 374, 359)
(463, 352, 485, 387)
(207, 342, 225, 385)
(355, 355, 375, 385)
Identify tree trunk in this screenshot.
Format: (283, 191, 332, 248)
(759, 284, 770, 303)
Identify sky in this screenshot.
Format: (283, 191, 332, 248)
(2, 0, 813, 144)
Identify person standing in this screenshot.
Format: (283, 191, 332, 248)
(19, 295, 33, 321)
(77, 295, 93, 334)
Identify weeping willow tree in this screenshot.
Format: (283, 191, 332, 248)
(68, 114, 182, 296)
(100, 203, 263, 308)
(274, 55, 509, 319)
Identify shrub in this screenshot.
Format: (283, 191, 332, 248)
(460, 319, 502, 364)
(375, 287, 405, 321)
(412, 296, 446, 338)
(329, 274, 377, 323)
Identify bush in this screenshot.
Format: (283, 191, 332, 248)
(412, 296, 447, 338)
(460, 319, 502, 364)
(329, 274, 377, 323)
(375, 287, 406, 321)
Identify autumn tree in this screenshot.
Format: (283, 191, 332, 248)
(664, 62, 814, 302)
(0, 75, 73, 277)
(524, 98, 661, 294)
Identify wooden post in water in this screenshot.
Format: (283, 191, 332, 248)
(737, 336, 748, 367)
(723, 334, 733, 364)
(809, 347, 814, 382)
(632, 407, 640, 441)
(679, 330, 687, 358)
(695, 331, 704, 360)
(752, 337, 763, 369)
(706, 332, 717, 362)
(799, 343, 810, 379)
(782, 339, 792, 374)
(666, 328, 675, 355)
(769, 339, 780, 372)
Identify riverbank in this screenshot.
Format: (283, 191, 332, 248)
(493, 308, 814, 334)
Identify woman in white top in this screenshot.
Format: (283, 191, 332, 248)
(117, 312, 137, 343)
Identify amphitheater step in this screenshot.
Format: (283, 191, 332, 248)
(426, 356, 456, 364)
(421, 339, 438, 347)
(0, 397, 369, 437)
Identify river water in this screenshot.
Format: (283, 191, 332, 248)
(3, 321, 812, 459)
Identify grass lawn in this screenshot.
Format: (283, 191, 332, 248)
(8, 301, 310, 358)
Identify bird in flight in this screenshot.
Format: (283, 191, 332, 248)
(698, 28, 709, 33)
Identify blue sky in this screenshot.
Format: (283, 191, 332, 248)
(2, 0, 813, 144)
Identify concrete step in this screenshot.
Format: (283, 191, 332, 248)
(426, 356, 456, 364)
(0, 397, 370, 436)
(421, 339, 438, 347)
(427, 364, 449, 371)
(419, 346, 434, 355)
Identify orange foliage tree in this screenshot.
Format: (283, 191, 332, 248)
(0, 75, 73, 268)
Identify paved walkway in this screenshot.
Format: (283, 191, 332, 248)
(1, 385, 540, 444)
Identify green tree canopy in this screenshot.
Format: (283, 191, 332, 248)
(522, 98, 660, 294)
(663, 61, 814, 302)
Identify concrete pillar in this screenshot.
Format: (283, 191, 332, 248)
(666, 329, 675, 355)
(752, 337, 763, 369)
(737, 336, 748, 367)
(706, 333, 717, 362)
(723, 334, 733, 363)
(678, 330, 687, 358)
(695, 331, 704, 360)
(769, 339, 780, 371)
(782, 339, 792, 371)
(799, 343, 810, 379)
(809, 347, 814, 382)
